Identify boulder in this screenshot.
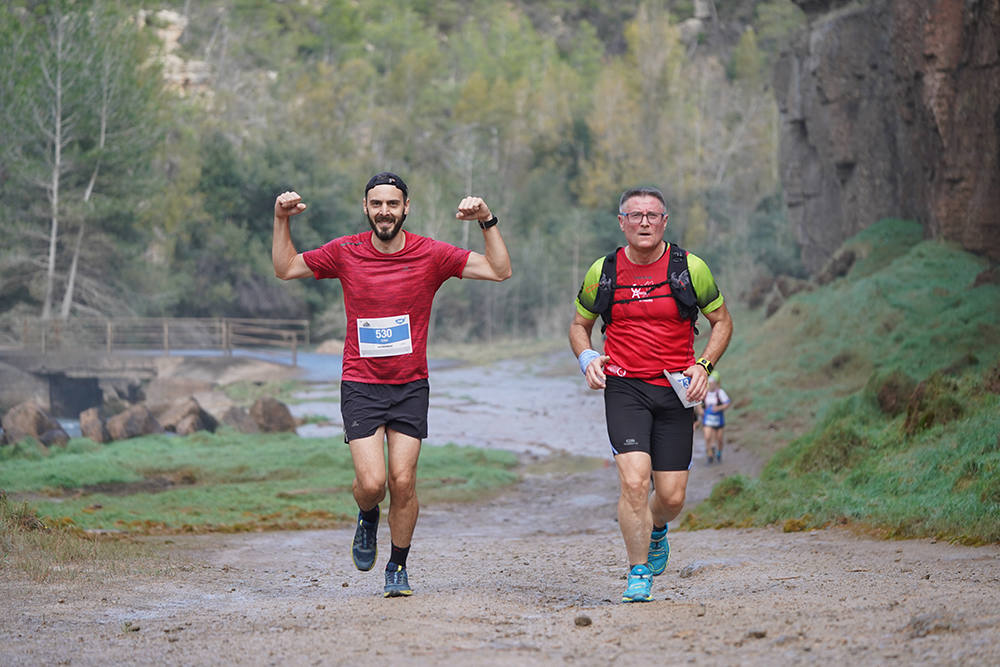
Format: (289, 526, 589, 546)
(1, 401, 66, 446)
(219, 406, 260, 434)
(79, 407, 110, 444)
(249, 397, 296, 433)
(40, 429, 70, 448)
(154, 397, 218, 435)
(0, 362, 49, 415)
(106, 404, 165, 441)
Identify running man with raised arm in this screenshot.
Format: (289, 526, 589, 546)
(273, 172, 511, 597)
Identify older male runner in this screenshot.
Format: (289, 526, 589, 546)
(569, 185, 733, 603)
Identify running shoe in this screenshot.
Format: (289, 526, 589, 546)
(647, 526, 670, 576)
(715, 451, 722, 464)
(383, 564, 413, 597)
(351, 509, 378, 572)
(622, 563, 653, 603)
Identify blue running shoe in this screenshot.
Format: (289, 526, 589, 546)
(384, 564, 413, 597)
(351, 509, 378, 572)
(622, 563, 653, 603)
(647, 525, 670, 576)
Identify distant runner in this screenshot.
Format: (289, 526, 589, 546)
(272, 172, 511, 597)
(569, 185, 733, 603)
(696, 372, 731, 464)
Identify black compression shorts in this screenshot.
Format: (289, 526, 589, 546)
(604, 375, 694, 471)
(340, 379, 429, 443)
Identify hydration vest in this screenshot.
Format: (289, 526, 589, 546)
(586, 244, 700, 335)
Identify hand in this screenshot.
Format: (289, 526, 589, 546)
(275, 191, 307, 219)
(683, 364, 710, 403)
(585, 354, 610, 390)
(455, 196, 492, 223)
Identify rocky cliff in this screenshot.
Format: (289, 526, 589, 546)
(774, 0, 999, 273)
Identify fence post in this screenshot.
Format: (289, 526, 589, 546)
(224, 320, 232, 357)
(163, 319, 169, 356)
(106, 320, 113, 355)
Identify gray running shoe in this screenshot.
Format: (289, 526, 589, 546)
(351, 509, 378, 571)
(384, 564, 413, 597)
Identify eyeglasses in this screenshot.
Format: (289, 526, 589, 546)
(619, 211, 666, 224)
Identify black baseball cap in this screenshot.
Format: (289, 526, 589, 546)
(364, 172, 408, 199)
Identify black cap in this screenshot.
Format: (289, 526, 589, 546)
(364, 172, 408, 199)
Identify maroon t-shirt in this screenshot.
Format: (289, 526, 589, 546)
(302, 231, 470, 384)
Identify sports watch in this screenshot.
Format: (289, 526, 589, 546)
(696, 357, 714, 374)
(478, 215, 499, 230)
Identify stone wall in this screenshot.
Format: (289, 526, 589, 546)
(774, 0, 1000, 272)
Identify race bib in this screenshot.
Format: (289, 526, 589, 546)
(703, 413, 723, 428)
(357, 314, 412, 358)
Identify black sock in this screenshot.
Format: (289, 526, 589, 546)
(360, 506, 379, 524)
(653, 524, 667, 533)
(387, 543, 410, 570)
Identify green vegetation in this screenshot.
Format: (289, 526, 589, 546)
(0, 0, 805, 343)
(684, 220, 1000, 543)
(0, 432, 518, 534)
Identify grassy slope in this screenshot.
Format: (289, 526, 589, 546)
(686, 219, 1000, 543)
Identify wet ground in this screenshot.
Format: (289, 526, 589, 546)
(5, 351, 1000, 665)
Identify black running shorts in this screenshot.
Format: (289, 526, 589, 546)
(340, 379, 430, 443)
(604, 376, 694, 471)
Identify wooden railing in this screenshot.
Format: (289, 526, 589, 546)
(19, 317, 311, 365)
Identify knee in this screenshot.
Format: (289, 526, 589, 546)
(355, 475, 387, 501)
(387, 471, 417, 498)
(620, 476, 651, 505)
(659, 486, 686, 511)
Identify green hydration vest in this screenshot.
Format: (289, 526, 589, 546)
(583, 244, 700, 335)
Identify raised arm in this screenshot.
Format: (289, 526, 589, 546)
(272, 190, 313, 280)
(455, 196, 512, 282)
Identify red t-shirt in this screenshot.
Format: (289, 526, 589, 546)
(604, 248, 696, 386)
(302, 231, 470, 384)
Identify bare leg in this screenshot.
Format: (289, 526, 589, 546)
(385, 428, 422, 548)
(615, 451, 653, 566)
(649, 470, 689, 527)
(349, 427, 388, 511)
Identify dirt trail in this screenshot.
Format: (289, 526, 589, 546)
(4, 353, 1000, 665)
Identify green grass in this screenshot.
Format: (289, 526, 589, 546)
(0, 431, 518, 534)
(686, 219, 1000, 543)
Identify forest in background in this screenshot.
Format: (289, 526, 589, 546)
(0, 0, 807, 343)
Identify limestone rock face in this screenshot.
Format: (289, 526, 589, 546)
(775, 0, 1000, 272)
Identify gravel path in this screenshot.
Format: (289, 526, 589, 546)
(4, 353, 999, 665)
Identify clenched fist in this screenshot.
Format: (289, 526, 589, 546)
(275, 191, 307, 219)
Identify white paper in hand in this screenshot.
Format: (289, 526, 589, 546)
(665, 371, 702, 408)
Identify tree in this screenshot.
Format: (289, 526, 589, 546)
(0, 1, 165, 320)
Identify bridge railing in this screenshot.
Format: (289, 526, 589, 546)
(19, 317, 311, 365)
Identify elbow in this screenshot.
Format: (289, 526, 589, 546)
(496, 266, 512, 282)
(273, 266, 296, 281)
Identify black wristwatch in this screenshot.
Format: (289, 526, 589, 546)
(478, 215, 499, 230)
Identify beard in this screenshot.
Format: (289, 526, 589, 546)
(367, 211, 406, 242)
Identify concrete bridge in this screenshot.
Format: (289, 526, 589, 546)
(0, 318, 309, 418)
